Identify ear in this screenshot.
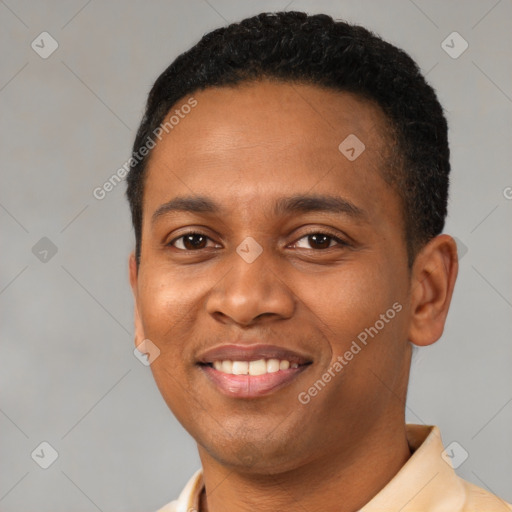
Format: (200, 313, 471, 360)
(129, 251, 146, 348)
(408, 234, 459, 347)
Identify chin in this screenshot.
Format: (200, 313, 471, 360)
(199, 432, 311, 475)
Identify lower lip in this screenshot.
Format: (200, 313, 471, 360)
(199, 364, 309, 398)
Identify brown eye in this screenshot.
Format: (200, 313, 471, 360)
(171, 233, 211, 250)
(294, 232, 346, 250)
(307, 234, 332, 249)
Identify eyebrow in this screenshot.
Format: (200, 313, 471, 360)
(151, 193, 367, 224)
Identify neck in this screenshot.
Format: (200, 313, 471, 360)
(198, 421, 412, 512)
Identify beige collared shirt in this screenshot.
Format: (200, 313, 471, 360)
(156, 424, 511, 512)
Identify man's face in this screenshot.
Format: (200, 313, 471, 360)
(130, 81, 414, 473)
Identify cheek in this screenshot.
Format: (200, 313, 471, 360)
(330, 262, 408, 383)
(307, 258, 408, 390)
(139, 263, 203, 324)
(138, 272, 206, 420)
(305, 262, 400, 343)
(137, 268, 203, 365)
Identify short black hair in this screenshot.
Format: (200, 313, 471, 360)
(126, 11, 450, 268)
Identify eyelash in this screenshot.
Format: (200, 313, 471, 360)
(167, 229, 349, 252)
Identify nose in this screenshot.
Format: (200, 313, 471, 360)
(205, 244, 296, 326)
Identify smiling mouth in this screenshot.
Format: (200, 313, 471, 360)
(195, 342, 314, 397)
(198, 360, 312, 398)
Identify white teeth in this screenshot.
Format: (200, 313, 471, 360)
(221, 360, 233, 373)
(249, 359, 267, 376)
(232, 361, 249, 375)
(210, 359, 302, 375)
(267, 359, 280, 373)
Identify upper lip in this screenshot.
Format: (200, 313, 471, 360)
(196, 344, 313, 365)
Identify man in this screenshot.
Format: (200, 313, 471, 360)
(126, 11, 511, 512)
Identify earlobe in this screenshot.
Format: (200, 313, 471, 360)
(128, 251, 145, 348)
(133, 302, 146, 349)
(407, 235, 458, 347)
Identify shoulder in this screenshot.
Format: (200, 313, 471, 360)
(460, 478, 512, 511)
(154, 499, 179, 512)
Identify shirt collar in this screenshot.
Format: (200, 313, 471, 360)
(360, 424, 466, 511)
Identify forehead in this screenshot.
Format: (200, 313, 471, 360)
(142, 80, 397, 224)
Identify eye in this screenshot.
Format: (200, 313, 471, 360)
(167, 230, 349, 252)
(292, 232, 348, 250)
(169, 232, 217, 251)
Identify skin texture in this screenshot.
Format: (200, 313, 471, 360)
(129, 80, 458, 512)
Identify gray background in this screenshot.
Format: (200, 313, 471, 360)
(1, 0, 511, 510)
